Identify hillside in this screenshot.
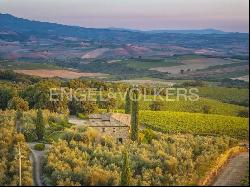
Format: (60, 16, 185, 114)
(0, 13, 248, 50)
(0, 0, 249, 186)
(0, 14, 249, 81)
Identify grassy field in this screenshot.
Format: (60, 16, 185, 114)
(120, 55, 211, 70)
(198, 87, 249, 106)
(198, 60, 249, 71)
(123, 58, 182, 69)
(0, 60, 62, 70)
(14, 69, 107, 79)
(150, 57, 244, 74)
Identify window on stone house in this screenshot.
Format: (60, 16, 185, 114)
(113, 128, 116, 133)
(102, 128, 105, 132)
(117, 138, 123, 144)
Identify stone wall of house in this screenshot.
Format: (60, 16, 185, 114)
(87, 113, 131, 143)
(95, 126, 130, 140)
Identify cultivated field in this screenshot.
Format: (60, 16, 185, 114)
(14, 69, 107, 79)
(115, 79, 174, 86)
(150, 58, 241, 74)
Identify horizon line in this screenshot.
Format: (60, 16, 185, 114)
(0, 12, 249, 34)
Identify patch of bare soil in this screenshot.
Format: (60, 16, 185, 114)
(115, 79, 174, 86)
(231, 75, 249, 82)
(81, 48, 110, 59)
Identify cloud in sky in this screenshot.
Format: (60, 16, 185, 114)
(0, 0, 249, 32)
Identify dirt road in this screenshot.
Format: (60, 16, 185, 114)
(212, 152, 249, 186)
(28, 143, 50, 186)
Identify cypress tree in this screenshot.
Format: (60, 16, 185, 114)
(120, 151, 131, 186)
(125, 88, 131, 114)
(15, 110, 23, 133)
(96, 94, 102, 109)
(131, 89, 139, 141)
(35, 109, 45, 141)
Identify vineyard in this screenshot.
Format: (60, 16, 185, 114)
(115, 94, 248, 117)
(80, 89, 248, 117)
(140, 111, 249, 139)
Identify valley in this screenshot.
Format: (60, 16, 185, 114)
(0, 14, 249, 82)
(0, 12, 249, 187)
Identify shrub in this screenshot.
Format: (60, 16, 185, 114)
(48, 115, 68, 125)
(34, 143, 45, 151)
(48, 122, 64, 131)
(237, 109, 249, 118)
(149, 101, 164, 111)
(202, 105, 211, 114)
(77, 113, 89, 119)
(8, 96, 29, 111)
(141, 129, 158, 144)
(62, 131, 74, 143)
(23, 128, 38, 142)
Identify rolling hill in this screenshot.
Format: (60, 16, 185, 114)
(0, 13, 249, 81)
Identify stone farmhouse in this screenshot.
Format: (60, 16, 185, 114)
(88, 113, 131, 143)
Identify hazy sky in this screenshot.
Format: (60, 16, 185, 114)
(0, 0, 249, 32)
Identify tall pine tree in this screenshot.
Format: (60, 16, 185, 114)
(131, 89, 139, 141)
(120, 151, 131, 186)
(35, 109, 45, 141)
(125, 88, 131, 114)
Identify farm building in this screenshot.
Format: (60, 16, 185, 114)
(88, 113, 131, 143)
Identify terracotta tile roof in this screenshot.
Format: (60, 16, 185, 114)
(110, 113, 131, 126)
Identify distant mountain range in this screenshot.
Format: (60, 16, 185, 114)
(145, 29, 229, 34)
(108, 27, 229, 34)
(0, 13, 244, 39)
(0, 13, 248, 57)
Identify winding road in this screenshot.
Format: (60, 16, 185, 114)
(212, 152, 249, 186)
(27, 117, 85, 186)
